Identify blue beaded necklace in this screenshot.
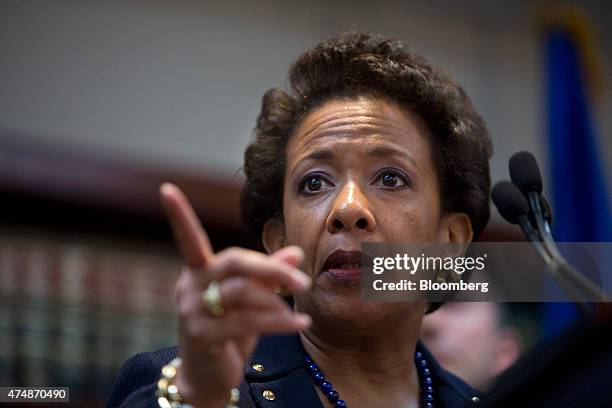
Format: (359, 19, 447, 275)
(305, 350, 434, 408)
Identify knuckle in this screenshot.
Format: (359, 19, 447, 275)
(178, 302, 193, 320)
(182, 320, 200, 340)
(230, 279, 250, 297)
(177, 296, 200, 320)
(222, 246, 242, 259)
(215, 250, 243, 272)
(174, 276, 187, 295)
(182, 319, 209, 341)
(174, 282, 184, 300)
(224, 255, 241, 271)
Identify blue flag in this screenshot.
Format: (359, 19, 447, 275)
(543, 25, 612, 338)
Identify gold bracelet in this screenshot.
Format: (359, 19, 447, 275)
(156, 357, 240, 408)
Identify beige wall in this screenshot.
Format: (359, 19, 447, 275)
(0, 0, 610, 197)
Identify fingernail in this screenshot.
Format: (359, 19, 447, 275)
(284, 245, 305, 265)
(160, 183, 174, 195)
(295, 314, 311, 327)
(295, 271, 311, 289)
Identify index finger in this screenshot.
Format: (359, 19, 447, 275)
(160, 183, 215, 268)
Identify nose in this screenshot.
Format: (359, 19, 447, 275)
(326, 181, 376, 234)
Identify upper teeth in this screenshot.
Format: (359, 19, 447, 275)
(335, 263, 360, 269)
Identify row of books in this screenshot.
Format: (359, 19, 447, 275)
(0, 230, 183, 406)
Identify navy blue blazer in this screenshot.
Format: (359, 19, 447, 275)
(107, 335, 481, 408)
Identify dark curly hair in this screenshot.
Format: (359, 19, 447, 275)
(241, 31, 492, 244)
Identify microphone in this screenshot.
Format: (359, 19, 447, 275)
(494, 151, 608, 306)
(491, 181, 529, 224)
(509, 152, 555, 247)
(540, 195, 553, 226)
(509, 151, 553, 226)
(491, 181, 551, 262)
(509, 151, 543, 194)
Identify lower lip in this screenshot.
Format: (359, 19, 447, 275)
(324, 267, 362, 281)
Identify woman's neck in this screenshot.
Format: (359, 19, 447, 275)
(299, 310, 424, 408)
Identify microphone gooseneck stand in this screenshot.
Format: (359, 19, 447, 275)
(492, 151, 609, 313)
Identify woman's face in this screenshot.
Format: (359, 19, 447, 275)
(270, 96, 469, 328)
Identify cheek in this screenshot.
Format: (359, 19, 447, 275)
(284, 207, 315, 243)
(283, 197, 328, 275)
(375, 198, 441, 241)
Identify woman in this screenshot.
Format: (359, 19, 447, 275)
(108, 31, 492, 408)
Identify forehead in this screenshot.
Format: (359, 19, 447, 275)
(287, 96, 431, 160)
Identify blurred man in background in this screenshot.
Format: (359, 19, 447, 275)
(421, 302, 522, 391)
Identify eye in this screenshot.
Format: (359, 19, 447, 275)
(375, 169, 410, 188)
(299, 174, 333, 194)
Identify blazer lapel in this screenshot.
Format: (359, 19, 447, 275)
(244, 335, 324, 408)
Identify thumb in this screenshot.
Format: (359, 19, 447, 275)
(270, 245, 305, 268)
(270, 246, 308, 296)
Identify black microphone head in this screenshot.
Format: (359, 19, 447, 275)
(509, 151, 543, 194)
(491, 181, 530, 224)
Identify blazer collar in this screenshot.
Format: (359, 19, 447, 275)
(245, 334, 309, 380)
(243, 334, 480, 407)
(244, 334, 323, 408)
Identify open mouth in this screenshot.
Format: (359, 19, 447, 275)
(322, 250, 363, 280)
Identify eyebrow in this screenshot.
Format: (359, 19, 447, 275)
(292, 145, 419, 176)
(301, 149, 335, 162)
(367, 146, 419, 170)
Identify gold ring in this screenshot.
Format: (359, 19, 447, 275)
(201, 280, 225, 317)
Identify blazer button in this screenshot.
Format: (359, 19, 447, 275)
(251, 363, 265, 372)
(262, 390, 276, 401)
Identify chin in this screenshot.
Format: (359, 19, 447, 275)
(309, 290, 415, 331)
